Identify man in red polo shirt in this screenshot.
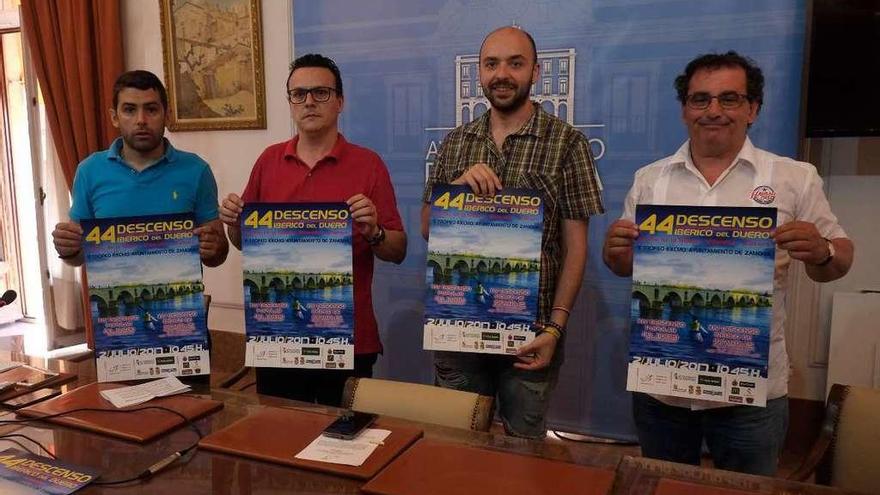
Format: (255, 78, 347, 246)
(219, 53, 407, 405)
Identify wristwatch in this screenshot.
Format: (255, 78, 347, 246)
(817, 237, 835, 266)
(367, 226, 386, 246)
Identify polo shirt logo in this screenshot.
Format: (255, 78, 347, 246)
(172, 190, 179, 200)
(750, 185, 775, 204)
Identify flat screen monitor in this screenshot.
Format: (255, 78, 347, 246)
(805, 0, 880, 137)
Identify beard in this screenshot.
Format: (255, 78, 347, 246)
(122, 129, 163, 154)
(485, 79, 531, 113)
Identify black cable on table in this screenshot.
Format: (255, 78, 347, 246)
(0, 405, 203, 486)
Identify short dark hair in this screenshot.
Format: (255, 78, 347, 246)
(112, 70, 168, 110)
(480, 26, 538, 64)
(287, 53, 343, 97)
(521, 29, 538, 64)
(674, 51, 764, 111)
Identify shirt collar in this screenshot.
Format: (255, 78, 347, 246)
(463, 101, 547, 139)
(107, 137, 177, 165)
(668, 136, 758, 175)
(736, 136, 758, 169)
(284, 133, 348, 163)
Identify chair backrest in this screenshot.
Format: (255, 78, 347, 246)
(829, 384, 880, 493)
(341, 377, 494, 432)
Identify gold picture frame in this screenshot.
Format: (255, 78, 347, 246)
(159, 0, 266, 131)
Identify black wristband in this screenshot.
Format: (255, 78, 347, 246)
(543, 321, 565, 334)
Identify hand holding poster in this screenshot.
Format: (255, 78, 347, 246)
(626, 205, 776, 406)
(423, 185, 543, 354)
(242, 203, 354, 369)
(81, 215, 209, 382)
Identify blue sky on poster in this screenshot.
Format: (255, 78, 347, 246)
(87, 251, 201, 287)
(634, 249, 774, 292)
(428, 221, 541, 260)
(243, 241, 351, 274)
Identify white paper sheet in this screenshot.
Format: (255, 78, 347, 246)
(99, 376, 191, 408)
(294, 428, 391, 467)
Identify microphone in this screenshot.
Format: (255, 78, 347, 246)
(0, 290, 16, 308)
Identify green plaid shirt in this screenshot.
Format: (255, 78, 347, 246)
(424, 103, 604, 321)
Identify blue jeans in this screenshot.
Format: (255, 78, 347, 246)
(632, 392, 789, 476)
(434, 345, 563, 439)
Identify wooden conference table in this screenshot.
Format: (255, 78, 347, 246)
(0, 351, 859, 494)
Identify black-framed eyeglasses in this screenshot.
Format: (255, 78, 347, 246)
(686, 91, 750, 110)
(287, 86, 337, 104)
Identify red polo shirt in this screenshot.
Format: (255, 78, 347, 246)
(241, 134, 404, 354)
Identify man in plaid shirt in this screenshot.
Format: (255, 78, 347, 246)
(421, 26, 604, 438)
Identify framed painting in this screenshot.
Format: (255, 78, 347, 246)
(159, 0, 266, 131)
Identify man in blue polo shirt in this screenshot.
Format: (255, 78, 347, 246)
(51, 70, 227, 267)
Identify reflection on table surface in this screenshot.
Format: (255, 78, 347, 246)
(611, 456, 862, 495)
(0, 350, 625, 494)
(0, 351, 858, 495)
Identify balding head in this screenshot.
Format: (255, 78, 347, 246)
(480, 26, 537, 64)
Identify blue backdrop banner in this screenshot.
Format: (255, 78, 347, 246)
(292, 0, 806, 440)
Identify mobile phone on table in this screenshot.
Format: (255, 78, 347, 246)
(2, 388, 60, 409)
(322, 410, 377, 440)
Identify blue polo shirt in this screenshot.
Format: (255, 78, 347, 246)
(69, 138, 219, 225)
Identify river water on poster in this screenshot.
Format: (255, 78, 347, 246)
(425, 269, 539, 324)
(630, 301, 771, 374)
(92, 292, 206, 351)
(244, 285, 354, 342)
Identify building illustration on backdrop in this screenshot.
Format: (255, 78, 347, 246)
(455, 48, 576, 125)
(430, 47, 602, 182)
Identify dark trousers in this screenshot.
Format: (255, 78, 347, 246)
(632, 392, 789, 476)
(255, 353, 378, 406)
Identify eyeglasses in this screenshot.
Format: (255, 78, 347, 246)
(686, 92, 750, 110)
(287, 86, 337, 104)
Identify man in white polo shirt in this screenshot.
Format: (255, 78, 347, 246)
(603, 51, 854, 476)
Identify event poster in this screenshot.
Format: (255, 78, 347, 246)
(242, 203, 354, 369)
(626, 205, 777, 406)
(424, 185, 543, 354)
(81, 214, 209, 383)
(0, 449, 99, 494)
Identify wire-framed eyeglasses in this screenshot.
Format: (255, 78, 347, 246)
(686, 91, 750, 110)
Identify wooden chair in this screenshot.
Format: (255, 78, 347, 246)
(341, 377, 494, 432)
(204, 295, 256, 391)
(790, 383, 880, 493)
(212, 328, 254, 392)
(216, 363, 254, 391)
